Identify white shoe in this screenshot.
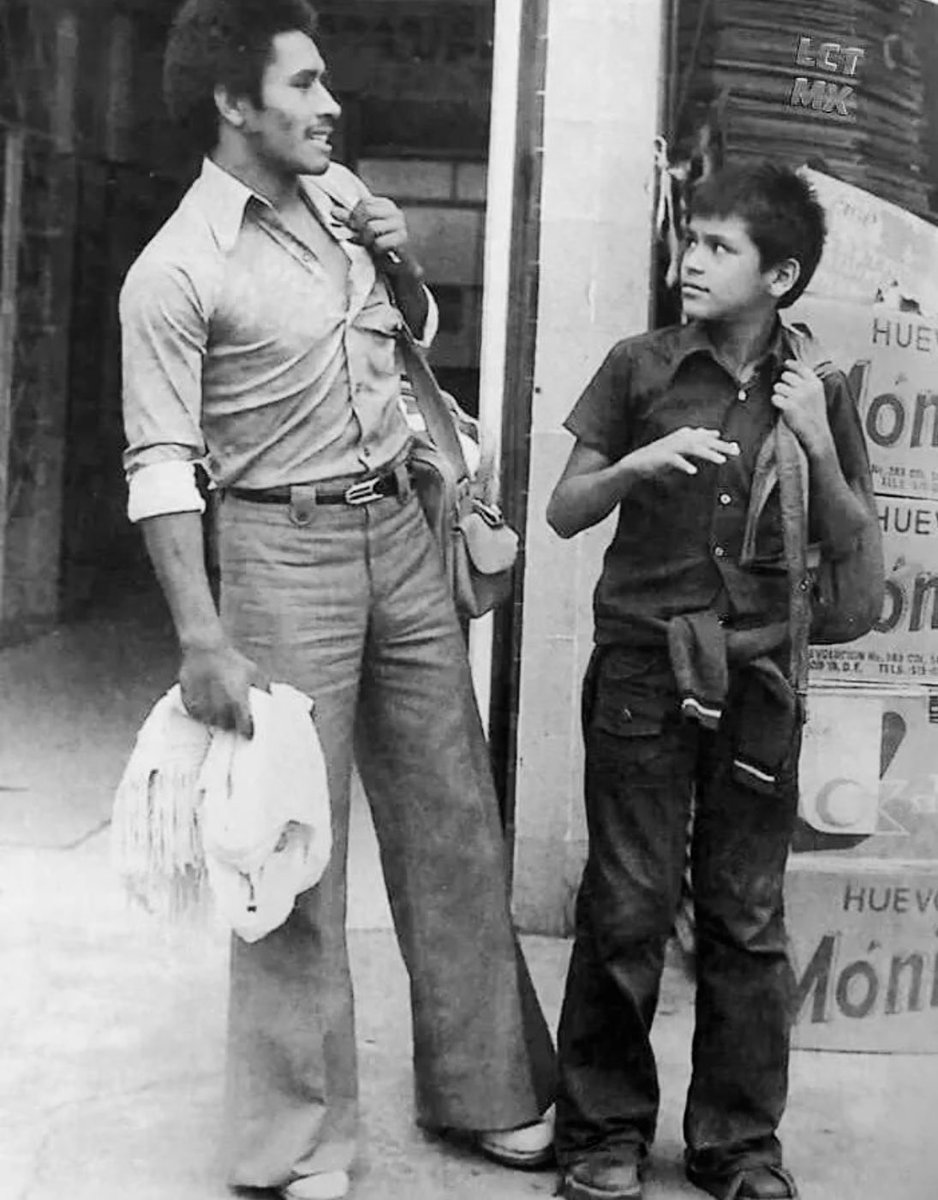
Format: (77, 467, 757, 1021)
(476, 1105, 555, 1169)
(280, 1170, 351, 1200)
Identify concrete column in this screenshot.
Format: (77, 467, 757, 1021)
(512, 0, 666, 934)
(470, 0, 526, 726)
(52, 12, 80, 154)
(0, 130, 25, 632)
(1, 11, 79, 639)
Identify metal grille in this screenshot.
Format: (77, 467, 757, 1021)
(2, 131, 75, 520)
(673, 0, 938, 222)
(0, 0, 57, 133)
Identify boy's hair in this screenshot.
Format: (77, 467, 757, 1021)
(689, 161, 827, 308)
(164, 0, 319, 154)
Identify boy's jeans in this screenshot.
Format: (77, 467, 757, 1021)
(555, 643, 800, 1177)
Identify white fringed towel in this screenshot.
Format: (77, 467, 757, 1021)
(111, 683, 331, 942)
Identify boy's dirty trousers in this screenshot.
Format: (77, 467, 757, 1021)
(556, 644, 800, 1176)
(215, 482, 555, 1188)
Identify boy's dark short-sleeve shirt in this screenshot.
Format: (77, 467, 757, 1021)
(564, 319, 873, 644)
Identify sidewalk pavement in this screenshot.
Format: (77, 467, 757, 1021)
(2, 590, 937, 1199)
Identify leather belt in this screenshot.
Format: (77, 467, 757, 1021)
(227, 469, 401, 507)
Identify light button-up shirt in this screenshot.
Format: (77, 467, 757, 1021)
(120, 158, 437, 521)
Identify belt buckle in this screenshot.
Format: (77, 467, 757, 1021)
(344, 475, 384, 506)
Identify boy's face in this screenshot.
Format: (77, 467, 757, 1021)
(237, 31, 341, 177)
(680, 213, 792, 322)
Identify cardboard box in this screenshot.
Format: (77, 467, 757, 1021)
(788, 294, 938, 503)
(799, 686, 886, 836)
(806, 493, 938, 683)
(798, 684, 938, 860)
(802, 168, 938, 316)
(787, 856, 938, 1053)
(784, 185, 938, 685)
(790, 684, 938, 1053)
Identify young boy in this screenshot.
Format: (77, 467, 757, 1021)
(547, 162, 877, 1200)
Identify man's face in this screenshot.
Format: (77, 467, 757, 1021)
(240, 31, 341, 176)
(680, 213, 784, 321)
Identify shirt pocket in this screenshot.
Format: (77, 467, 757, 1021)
(356, 299, 402, 337)
(353, 300, 403, 380)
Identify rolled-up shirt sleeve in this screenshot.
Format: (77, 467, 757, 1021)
(126, 460, 205, 523)
(120, 255, 209, 521)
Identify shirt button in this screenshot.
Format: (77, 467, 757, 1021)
(714, 545, 726, 559)
(737, 388, 747, 402)
(719, 492, 732, 506)
(362, 446, 372, 459)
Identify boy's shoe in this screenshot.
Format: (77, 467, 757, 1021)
(476, 1107, 555, 1169)
(280, 1170, 351, 1200)
(558, 1148, 643, 1200)
(685, 1162, 798, 1199)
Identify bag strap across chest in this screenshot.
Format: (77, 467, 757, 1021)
(313, 170, 474, 487)
(396, 324, 471, 484)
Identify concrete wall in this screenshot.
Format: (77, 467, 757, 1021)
(512, 0, 666, 934)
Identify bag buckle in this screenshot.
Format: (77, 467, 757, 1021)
(472, 499, 504, 528)
(344, 476, 384, 506)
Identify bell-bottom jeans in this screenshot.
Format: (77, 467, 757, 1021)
(215, 483, 555, 1188)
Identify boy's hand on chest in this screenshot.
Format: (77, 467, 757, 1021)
(630, 426, 740, 477)
(771, 359, 834, 458)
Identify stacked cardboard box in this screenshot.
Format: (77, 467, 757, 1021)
(785, 169, 938, 1051)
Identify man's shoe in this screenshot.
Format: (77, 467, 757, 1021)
(686, 1163, 798, 1200)
(558, 1149, 643, 1200)
(280, 1170, 351, 1200)
(475, 1106, 555, 1169)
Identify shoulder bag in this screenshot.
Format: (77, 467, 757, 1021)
(304, 169, 519, 618)
(397, 323, 520, 619)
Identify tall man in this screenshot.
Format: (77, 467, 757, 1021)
(119, 3, 555, 1198)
